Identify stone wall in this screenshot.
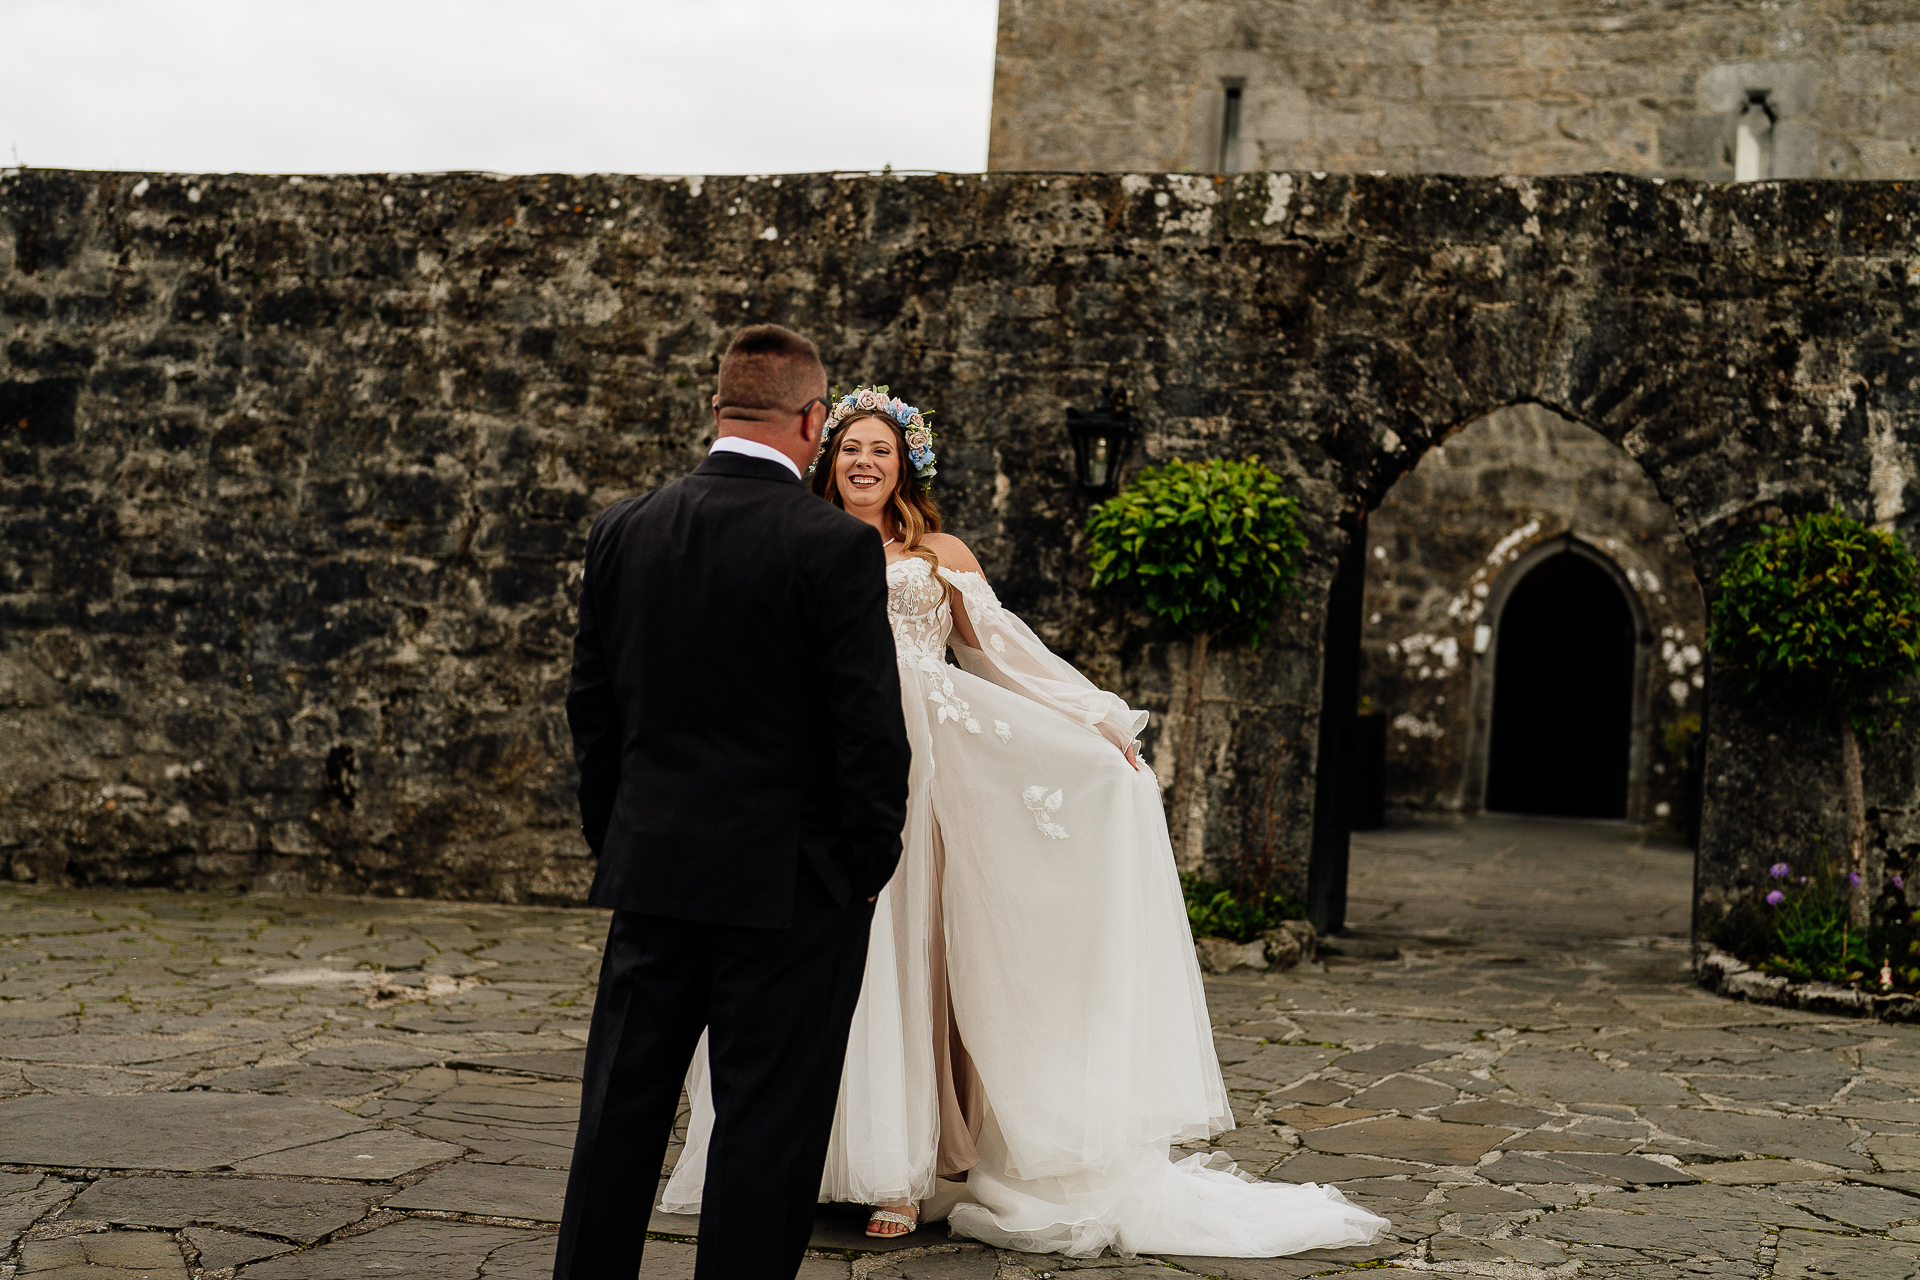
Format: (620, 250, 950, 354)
(1361, 405, 1707, 825)
(2, 167, 1918, 933)
(989, 0, 1920, 179)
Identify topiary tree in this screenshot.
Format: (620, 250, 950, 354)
(1086, 456, 1310, 868)
(1709, 511, 1920, 926)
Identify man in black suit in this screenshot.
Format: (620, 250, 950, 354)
(557, 324, 910, 1280)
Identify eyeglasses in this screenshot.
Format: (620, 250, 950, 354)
(794, 396, 829, 421)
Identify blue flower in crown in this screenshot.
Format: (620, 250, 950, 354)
(821, 383, 939, 488)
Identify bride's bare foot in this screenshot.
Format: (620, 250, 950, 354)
(865, 1201, 918, 1238)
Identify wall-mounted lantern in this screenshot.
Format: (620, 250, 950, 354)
(1065, 387, 1137, 497)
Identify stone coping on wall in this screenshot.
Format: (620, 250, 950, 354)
(1696, 945, 1920, 1023)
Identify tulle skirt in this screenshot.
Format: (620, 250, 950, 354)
(664, 612, 1390, 1257)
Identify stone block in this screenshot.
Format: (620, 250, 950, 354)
(1265, 919, 1316, 968)
(1554, 1154, 1696, 1184)
(862, 1246, 998, 1279)
(1527, 1207, 1760, 1258)
(1870, 1134, 1920, 1171)
(1227, 1044, 1342, 1087)
(1772, 1226, 1920, 1279)
(18, 1231, 187, 1279)
(1693, 1070, 1853, 1105)
(1436, 1100, 1551, 1128)
(1195, 938, 1267, 975)
(384, 1161, 567, 1222)
(634, 1241, 696, 1279)
(1691, 1159, 1846, 1184)
(1269, 1105, 1387, 1131)
(1643, 1107, 1871, 1169)
(1146, 1258, 1328, 1280)
(1832, 1100, 1920, 1124)
(1332, 1177, 1429, 1201)
(1496, 1129, 1638, 1154)
(0, 1092, 372, 1171)
(1440, 1184, 1540, 1211)
(445, 1050, 585, 1079)
(232, 1127, 463, 1179)
(181, 1227, 294, 1271)
(1268, 1079, 1352, 1105)
(1477, 1152, 1616, 1184)
(1425, 1235, 1504, 1264)
(68, 1175, 378, 1243)
(1301, 1116, 1508, 1164)
(1272, 1152, 1427, 1183)
(1620, 1182, 1828, 1227)
(1773, 1182, 1920, 1231)
(391, 1072, 582, 1168)
(241, 1218, 541, 1280)
(0, 1173, 74, 1253)
(198, 1064, 395, 1097)
(1347, 1076, 1457, 1112)
(303, 1043, 442, 1071)
(1330, 1044, 1447, 1077)
(1494, 1050, 1692, 1105)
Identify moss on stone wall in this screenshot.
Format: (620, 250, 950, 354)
(1, 167, 1917, 928)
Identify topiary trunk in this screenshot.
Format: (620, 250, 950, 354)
(1170, 630, 1210, 870)
(1842, 720, 1868, 928)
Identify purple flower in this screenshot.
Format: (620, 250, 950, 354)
(1895, 875, 1907, 889)
(1769, 863, 1791, 878)
(1766, 889, 1786, 906)
(1849, 872, 1863, 886)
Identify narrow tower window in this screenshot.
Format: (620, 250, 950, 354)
(1219, 83, 1243, 174)
(1734, 91, 1774, 182)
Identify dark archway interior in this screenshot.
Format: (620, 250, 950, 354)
(1486, 551, 1635, 819)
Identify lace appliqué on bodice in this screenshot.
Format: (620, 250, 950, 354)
(887, 557, 952, 661)
(888, 558, 980, 735)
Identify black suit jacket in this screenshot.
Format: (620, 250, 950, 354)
(566, 453, 910, 928)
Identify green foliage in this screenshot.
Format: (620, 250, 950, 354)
(1660, 713, 1700, 770)
(1085, 456, 1310, 646)
(1181, 870, 1306, 943)
(1707, 851, 1920, 991)
(1709, 511, 1920, 728)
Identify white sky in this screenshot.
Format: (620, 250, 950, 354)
(0, 0, 1000, 175)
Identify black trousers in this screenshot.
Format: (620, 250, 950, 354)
(554, 869, 874, 1280)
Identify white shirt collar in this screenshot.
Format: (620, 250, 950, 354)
(709, 435, 802, 480)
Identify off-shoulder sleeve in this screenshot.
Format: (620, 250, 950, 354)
(939, 567, 1149, 752)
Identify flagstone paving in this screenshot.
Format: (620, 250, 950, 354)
(2, 816, 1918, 1279)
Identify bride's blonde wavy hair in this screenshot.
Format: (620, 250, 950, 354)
(811, 410, 942, 568)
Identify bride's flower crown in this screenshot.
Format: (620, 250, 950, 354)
(822, 384, 938, 486)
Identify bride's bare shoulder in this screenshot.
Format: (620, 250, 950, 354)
(921, 532, 983, 576)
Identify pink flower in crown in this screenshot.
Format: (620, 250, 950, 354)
(906, 429, 932, 450)
(855, 389, 881, 410)
(908, 413, 925, 428)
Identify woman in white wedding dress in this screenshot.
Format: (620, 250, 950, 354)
(662, 388, 1388, 1258)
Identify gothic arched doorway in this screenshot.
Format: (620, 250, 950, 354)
(1483, 548, 1638, 818)
(1309, 405, 1706, 930)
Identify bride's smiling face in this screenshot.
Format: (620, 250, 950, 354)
(832, 418, 902, 516)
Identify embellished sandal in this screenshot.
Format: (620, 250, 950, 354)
(865, 1205, 919, 1238)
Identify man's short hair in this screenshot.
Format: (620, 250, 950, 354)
(715, 324, 825, 414)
